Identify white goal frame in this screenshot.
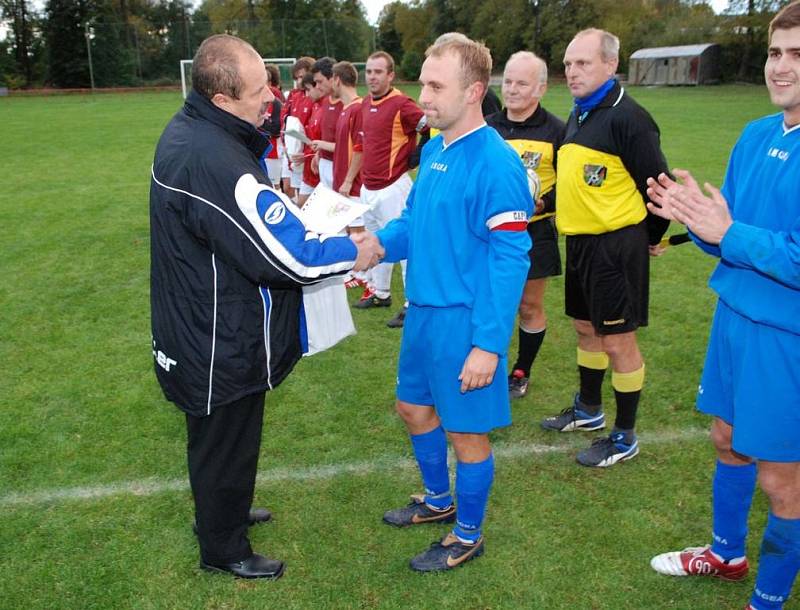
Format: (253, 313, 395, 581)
(179, 57, 297, 99)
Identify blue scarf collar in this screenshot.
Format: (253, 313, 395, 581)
(574, 78, 617, 124)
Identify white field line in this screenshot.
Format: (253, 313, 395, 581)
(0, 428, 708, 508)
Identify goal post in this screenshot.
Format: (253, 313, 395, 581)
(180, 57, 297, 99)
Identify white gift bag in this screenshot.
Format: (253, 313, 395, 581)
(301, 277, 356, 356)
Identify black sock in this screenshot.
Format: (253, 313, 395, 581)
(613, 389, 641, 431)
(513, 327, 546, 377)
(578, 366, 605, 408)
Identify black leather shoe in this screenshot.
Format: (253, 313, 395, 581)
(248, 507, 272, 525)
(193, 507, 273, 535)
(200, 553, 285, 579)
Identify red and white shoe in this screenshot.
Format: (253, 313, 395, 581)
(650, 545, 748, 581)
(344, 275, 365, 289)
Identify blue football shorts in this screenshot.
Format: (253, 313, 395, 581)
(396, 304, 512, 434)
(697, 299, 800, 462)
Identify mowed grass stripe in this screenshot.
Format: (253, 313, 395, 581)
(0, 427, 707, 508)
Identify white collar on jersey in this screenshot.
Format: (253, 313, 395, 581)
(441, 122, 487, 150)
(783, 120, 800, 136)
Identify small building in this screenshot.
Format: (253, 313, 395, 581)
(628, 43, 721, 86)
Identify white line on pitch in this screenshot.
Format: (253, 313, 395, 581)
(0, 428, 708, 508)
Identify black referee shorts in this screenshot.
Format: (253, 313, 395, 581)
(527, 217, 562, 280)
(564, 221, 649, 335)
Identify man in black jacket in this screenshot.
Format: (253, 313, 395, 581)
(540, 29, 670, 468)
(150, 34, 380, 579)
(487, 51, 565, 401)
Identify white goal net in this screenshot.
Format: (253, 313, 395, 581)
(180, 57, 297, 99)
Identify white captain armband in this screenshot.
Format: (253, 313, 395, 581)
(486, 211, 528, 232)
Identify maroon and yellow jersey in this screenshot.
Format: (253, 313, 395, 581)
(358, 88, 424, 190)
(333, 97, 363, 197)
(319, 95, 343, 161)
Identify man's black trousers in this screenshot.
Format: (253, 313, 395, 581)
(186, 391, 265, 565)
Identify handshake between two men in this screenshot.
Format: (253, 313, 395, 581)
(350, 230, 385, 272)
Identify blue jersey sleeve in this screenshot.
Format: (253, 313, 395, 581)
(717, 124, 800, 289)
(469, 151, 533, 354)
(720, 219, 800, 290)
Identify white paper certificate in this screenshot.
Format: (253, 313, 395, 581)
(284, 128, 312, 146)
(299, 184, 370, 234)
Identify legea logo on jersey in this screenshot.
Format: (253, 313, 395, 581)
(768, 147, 790, 161)
(431, 162, 448, 172)
(263, 201, 286, 225)
(583, 164, 607, 187)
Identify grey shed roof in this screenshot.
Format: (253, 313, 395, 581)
(630, 43, 717, 59)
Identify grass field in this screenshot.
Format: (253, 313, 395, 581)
(0, 84, 789, 610)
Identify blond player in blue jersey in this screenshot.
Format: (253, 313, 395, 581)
(355, 36, 532, 572)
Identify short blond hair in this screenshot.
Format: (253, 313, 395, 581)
(425, 34, 492, 95)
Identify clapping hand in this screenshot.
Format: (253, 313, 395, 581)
(646, 169, 733, 246)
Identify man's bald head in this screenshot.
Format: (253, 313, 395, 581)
(192, 34, 261, 101)
(505, 51, 548, 85)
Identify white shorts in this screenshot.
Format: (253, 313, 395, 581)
(348, 194, 365, 228)
(265, 158, 281, 187)
(360, 173, 413, 232)
(299, 180, 315, 196)
(290, 163, 304, 189)
(318, 158, 334, 189)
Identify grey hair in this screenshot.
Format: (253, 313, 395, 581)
(506, 50, 548, 84)
(575, 28, 620, 61)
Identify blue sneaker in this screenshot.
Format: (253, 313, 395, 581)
(540, 394, 605, 432)
(383, 494, 456, 527)
(409, 532, 485, 572)
(576, 432, 639, 467)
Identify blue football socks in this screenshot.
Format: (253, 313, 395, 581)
(750, 513, 800, 609)
(711, 460, 757, 560)
(409, 426, 452, 510)
(453, 454, 495, 543)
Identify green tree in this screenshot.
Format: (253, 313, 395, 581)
(0, 0, 35, 85)
(533, 0, 599, 73)
(89, 0, 136, 86)
(376, 2, 405, 66)
(430, 0, 456, 36)
(44, 0, 92, 87)
(470, 0, 528, 67)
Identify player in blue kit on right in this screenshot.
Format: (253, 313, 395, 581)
(356, 36, 532, 572)
(647, 3, 800, 607)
